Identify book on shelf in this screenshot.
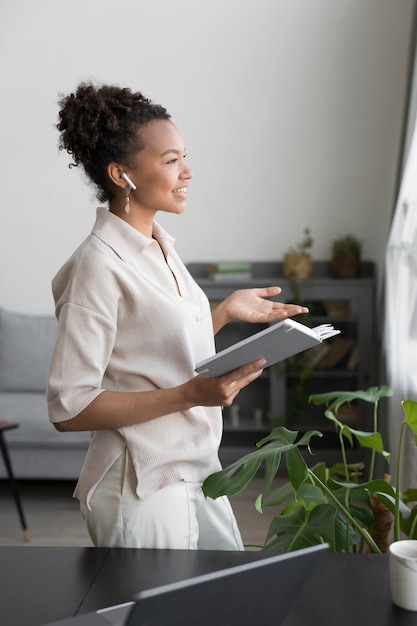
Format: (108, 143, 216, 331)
(306, 342, 331, 367)
(322, 300, 352, 317)
(315, 337, 354, 369)
(346, 343, 359, 370)
(195, 318, 341, 377)
(208, 262, 252, 281)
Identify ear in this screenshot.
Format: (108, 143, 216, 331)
(107, 162, 128, 190)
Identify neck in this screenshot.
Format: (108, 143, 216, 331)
(109, 202, 155, 239)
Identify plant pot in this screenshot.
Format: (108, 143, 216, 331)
(283, 253, 312, 280)
(331, 253, 361, 279)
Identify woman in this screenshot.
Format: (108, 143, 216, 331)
(47, 82, 307, 550)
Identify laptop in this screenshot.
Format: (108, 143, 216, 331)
(43, 543, 328, 626)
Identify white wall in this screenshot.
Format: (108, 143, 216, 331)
(0, 0, 414, 314)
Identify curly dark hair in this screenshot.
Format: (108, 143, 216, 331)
(57, 82, 171, 202)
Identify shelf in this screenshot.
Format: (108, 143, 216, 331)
(308, 315, 358, 324)
(223, 414, 270, 431)
(188, 260, 377, 459)
(287, 370, 358, 379)
(188, 260, 376, 281)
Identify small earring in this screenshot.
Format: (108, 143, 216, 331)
(124, 185, 131, 215)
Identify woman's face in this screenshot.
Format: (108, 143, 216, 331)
(127, 119, 193, 217)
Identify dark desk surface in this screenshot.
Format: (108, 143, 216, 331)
(1, 546, 417, 626)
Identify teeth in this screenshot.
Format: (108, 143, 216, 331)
(174, 187, 187, 193)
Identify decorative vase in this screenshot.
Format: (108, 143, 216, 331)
(284, 253, 312, 280)
(331, 253, 361, 278)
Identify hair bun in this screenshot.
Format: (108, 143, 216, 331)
(56, 82, 170, 203)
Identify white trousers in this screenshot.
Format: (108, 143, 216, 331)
(80, 450, 244, 550)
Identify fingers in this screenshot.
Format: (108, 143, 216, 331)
(256, 288, 309, 318)
(225, 359, 266, 379)
(254, 286, 308, 313)
(216, 359, 266, 405)
(256, 286, 282, 298)
(190, 359, 266, 408)
(280, 303, 309, 315)
(260, 303, 308, 322)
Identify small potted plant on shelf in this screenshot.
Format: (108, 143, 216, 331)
(203, 386, 417, 554)
(283, 228, 313, 280)
(331, 234, 362, 278)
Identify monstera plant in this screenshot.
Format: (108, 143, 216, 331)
(203, 386, 417, 553)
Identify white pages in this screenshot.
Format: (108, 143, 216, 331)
(195, 318, 341, 378)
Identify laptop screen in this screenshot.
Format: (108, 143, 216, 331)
(126, 544, 328, 626)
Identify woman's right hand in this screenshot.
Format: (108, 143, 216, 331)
(182, 359, 267, 409)
(54, 359, 267, 433)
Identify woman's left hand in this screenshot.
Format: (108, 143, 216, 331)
(212, 286, 309, 334)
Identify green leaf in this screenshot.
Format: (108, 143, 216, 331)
(255, 426, 322, 451)
(402, 401, 417, 444)
(327, 461, 365, 482)
(202, 455, 263, 498)
(309, 386, 393, 413)
(324, 409, 344, 429)
(285, 447, 309, 491)
(202, 426, 322, 500)
(403, 488, 417, 504)
(348, 429, 390, 462)
(309, 462, 329, 484)
(376, 493, 411, 520)
(333, 509, 362, 551)
(294, 429, 324, 448)
(256, 449, 311, 514)
(259, 481, 294, 508)
(328, 477, 395, 496)
(401, 506, 417, 538)
(296, 483, 328, 507)
(347, 501, 374, 530)
(255, 426, 299, 448)
(263, 504, 338, 552)
(261, 449, 284, 495)
(315, 479, 373, 529)
(326, 477, 410, 521)
(255, 493, 264, 514)
(323, 411, 390, 462)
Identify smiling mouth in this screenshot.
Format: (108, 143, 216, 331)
(173, 187, 188, 194)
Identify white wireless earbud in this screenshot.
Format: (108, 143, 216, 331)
(121, 173, 137, 190)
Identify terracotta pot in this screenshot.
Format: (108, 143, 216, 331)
(284, 253, 312, 280)
(331, 253, 361, 278)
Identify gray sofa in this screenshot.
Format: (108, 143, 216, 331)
(0, 308, 90, 480)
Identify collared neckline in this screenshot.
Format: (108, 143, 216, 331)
(92, 207, 176, 263)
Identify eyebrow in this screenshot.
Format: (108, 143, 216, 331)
(160, 149, 184, 157)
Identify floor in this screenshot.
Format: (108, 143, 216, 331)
(0, 477, 283, 550)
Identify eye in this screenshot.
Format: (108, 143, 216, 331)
(166, 153, 187, 164)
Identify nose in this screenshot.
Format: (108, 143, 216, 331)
(181, 163, 193, 180)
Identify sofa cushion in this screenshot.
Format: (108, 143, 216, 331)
(0, 308, 57, 392)
(0, 391, 90, 446)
